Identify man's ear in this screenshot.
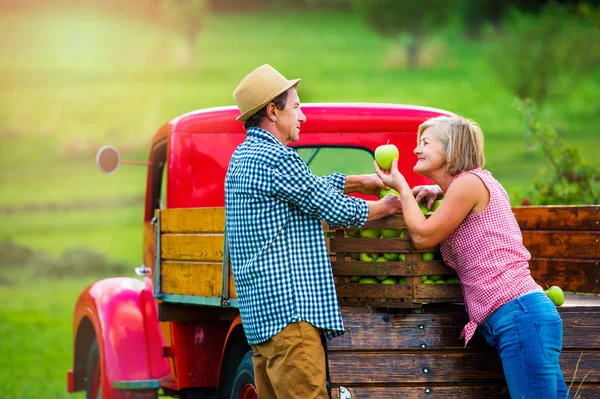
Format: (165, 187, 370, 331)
(266, 102, 277, 122)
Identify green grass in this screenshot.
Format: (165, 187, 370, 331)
(0, 8, 599, 265)
(0, 278, 92, 399)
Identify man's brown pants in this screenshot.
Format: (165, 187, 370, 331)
(250, 321, 329, 399)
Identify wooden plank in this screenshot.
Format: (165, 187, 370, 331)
(512, 205, 599, 231)
(161, 261, 223, 297)
(330, 238, 438, 253)
(414, 284, 463, 301)
(161, 234, 224, 261)
(329, 307, 600, 351)
(327, 351, 600, 384)
(160, 207, 225, 233)
(530, 258, 600, 294)
(522, 231, 600, 259)
(330, 385, 600, 399)
(332, 260, 455, 277)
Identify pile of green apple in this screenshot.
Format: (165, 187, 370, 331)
(420, 275, 460, 284)
(350, 275, 408, 285)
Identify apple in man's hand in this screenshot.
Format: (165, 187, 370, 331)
(375, 141, 399, 169)
(546, 286, 565, 306)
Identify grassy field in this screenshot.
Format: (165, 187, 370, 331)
(0, 278, 90, 399)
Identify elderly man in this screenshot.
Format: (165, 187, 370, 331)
(225, 64, 402, 399)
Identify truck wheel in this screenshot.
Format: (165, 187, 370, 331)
(86, 339, 102, 399)
(230, 350, 257, 399)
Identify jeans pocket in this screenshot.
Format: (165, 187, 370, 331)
(534, 318, 563, 363)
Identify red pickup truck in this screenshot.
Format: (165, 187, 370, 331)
(67, 103, 600, 399)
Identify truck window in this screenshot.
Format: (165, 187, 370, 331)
(145, 142, 167, 221)
(295, 147, 374, 176)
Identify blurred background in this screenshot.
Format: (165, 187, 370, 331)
(0, 0, 598, 397)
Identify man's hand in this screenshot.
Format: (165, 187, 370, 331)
(412, 185, 443, 209)
(366, 192, 403, 221)
(344, 174, 386, 196)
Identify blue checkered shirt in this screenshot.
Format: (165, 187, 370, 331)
(225, 127, 369, 345)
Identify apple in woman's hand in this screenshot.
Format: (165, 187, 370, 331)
(375, 141, 399, 169)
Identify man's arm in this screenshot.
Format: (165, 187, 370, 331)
(344, 174, 385, 196)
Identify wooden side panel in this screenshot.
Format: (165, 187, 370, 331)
(513, 206, 599, 231)
(522, 231, 600, 259)
(529, 258, 600, 294)
(160, 207, 225, 233)
(161, 234, 224, 261)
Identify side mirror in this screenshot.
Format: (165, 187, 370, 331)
(96, 145, 120, 174)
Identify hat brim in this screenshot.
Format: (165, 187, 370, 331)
(236, 78, 301, 122)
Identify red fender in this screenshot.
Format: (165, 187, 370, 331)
(69, 276, 170, 398)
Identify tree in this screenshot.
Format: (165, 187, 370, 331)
(352, 0, 455, 68)
(488, 4, 600, 105)
(160, 0, 207, 68)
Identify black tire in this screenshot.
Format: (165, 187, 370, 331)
(86, 338, 101, 399)
(229, 350, 256, 399)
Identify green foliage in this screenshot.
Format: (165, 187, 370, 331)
(519, 100, 599, 205)
(160, 0, 208, 67)
(352, 0, 456, 67)
(488, 4, 600, 104)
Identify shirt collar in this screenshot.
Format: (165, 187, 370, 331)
(247, 127, 286, 148)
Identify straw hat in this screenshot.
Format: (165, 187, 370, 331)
(233, 64, 301, 122)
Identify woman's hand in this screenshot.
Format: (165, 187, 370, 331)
(412, 185, 443, 209)
(374, 159, 407, 192)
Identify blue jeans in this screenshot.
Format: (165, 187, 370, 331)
(478, 292, 570, 399)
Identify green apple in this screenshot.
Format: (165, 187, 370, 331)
(421, 275, 428, 282)
(421, 252, 435, 261)
(419, 202, 429, 214)
(383, 253, 399, 261)
(546, 286, 565, 306)
(359, 276, 379, 284)
(349, 275, 361, 282)
(381, 277, 399, 284)
(382, 228, 401, 238)
(431, 199, 443, 211)
(446, 277, 460, 284)
(398, 254, 406, 261)
(360, 228, 381, 238)
(429, 275, 441, 281)
(398, 277, 407, 284)
(359, 252, 376, 262)
(380, 188, 400, 199)
(423, 279, 435, 284)
(435, 280, 446, 284)
(376, 256, 387, 262)
(374, 142, 399, 169)
(345, 229, 360, 238)
(376, 275, 388, 281)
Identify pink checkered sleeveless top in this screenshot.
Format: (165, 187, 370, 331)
(440, 168, 540, 346)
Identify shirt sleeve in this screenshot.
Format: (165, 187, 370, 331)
(271, 152, 368, 228)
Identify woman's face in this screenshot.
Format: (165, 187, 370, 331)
(413, 127, 447, 176)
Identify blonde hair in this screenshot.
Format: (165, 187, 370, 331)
(417, 115, 485, 176)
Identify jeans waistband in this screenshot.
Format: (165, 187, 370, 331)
(483, 291, 553, 326)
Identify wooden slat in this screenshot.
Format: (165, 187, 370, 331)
(161, 261, 222, 297)
(329, 305, 600, 351)
(332, 260, 455, 277)
(330, 385, 600, 399)
(161, 234, 223, 261)
(327, 351, 600, 384)
(414, 284, 463, 301)
(512, 205, 599, 231)
(160, 207, 225, 233)
(522, 231, 600, 259)
(530, 258, 600, 294)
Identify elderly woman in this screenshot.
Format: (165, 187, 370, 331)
(375, 115, 569, 399)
